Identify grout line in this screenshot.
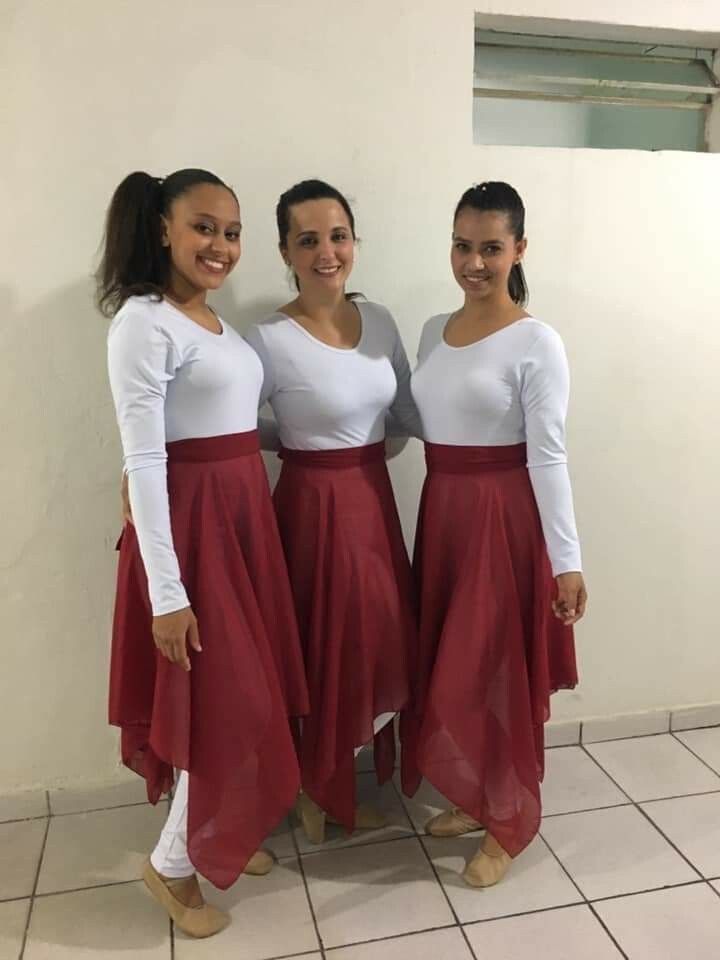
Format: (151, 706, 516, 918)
(389, 777, 479, 960)
(543, 801, 632, 819)
(708, 880, 720, 901)
(292, 812, 326, 960)
(582, 730, 670, 747)
(633, 805, 705, 880)
(33, 877, 142, 900)
(323, 923, 461, 954)
(18, 814, 50, 960)
(586, 902, 629, 958)
(639, 787, 720, 804)
(169, 914, 175, 960)
(671, 732, 720, 778)
(0, 814, 49, 827)
(589, 878, 707, 905)
(297, 830, 417, 860)
(578, 745, 635, 802)
(44, 791, 50, 818)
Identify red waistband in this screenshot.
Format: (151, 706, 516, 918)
(424, 442, 527, 473)
(166, 431, 260, 463)
(279, 441, 385, 469)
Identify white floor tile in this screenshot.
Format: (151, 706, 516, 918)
(37, 803, 167, 895)
(463, 904, 622, 959)
(328, 927, 473, 959)
(0, 899, 30, 960)
(0, 790, 47, 824)
(641, 792, 720, 878)
(0, 818, 47, 900)
(542, 747, 628, 816)
(302, 836, 453, 948)
(423, 834, 581, 923)
(540, 805, 698, 901)
(294, 774, 413, 854)
(24, 881, 171, 959)
(595, 883, 720, 959)
(675, 727, 720, 775)
(175, 859, 318, 959)
(585, 734, 720, 801)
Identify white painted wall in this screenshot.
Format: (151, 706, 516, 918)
(2, 0, 720, 791)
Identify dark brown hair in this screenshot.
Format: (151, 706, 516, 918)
(96, 169, 236, 316)
(454, 181, 528, 305)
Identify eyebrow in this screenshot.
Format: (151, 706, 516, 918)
(296, 226, 350, 237)
(194, 213, 242, 228)
(452, 234, 504, 244)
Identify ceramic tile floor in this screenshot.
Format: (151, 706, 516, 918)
(4, 727, 720, 959)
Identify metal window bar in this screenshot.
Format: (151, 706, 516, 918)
(474, 40, 720, 111)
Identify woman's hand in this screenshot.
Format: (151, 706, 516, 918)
(553, 572, 587, 626)
(152, 607, 202, 671)
(121, 472, 133, 525)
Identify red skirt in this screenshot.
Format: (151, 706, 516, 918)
(273, 442, 416, 831)
(401, 442, 577, 858)
(109, 432, 309, 889)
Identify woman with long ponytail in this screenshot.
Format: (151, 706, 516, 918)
(99, 169, 308, 936)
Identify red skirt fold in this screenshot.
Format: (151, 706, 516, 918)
(109, 431, 309, 889)
(401, 442, 577, 857)
(274, 442, 416, 831)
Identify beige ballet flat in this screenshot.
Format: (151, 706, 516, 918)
(244, 848, 275, 876)
(425, 807, 483, 837)
(462, 840, 512, 888)
(142, 860, 229, 938)
(296, 792, 326, 844)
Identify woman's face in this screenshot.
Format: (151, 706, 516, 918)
(451, 207, 525, 303)
(281, 198, 355, 295)
(162, 183, 242, 293)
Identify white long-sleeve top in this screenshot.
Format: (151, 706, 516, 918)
(411, 314, 581, 576)
(107, 295, 263, 615)
(244, 301, 422, 450)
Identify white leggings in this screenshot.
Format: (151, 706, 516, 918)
(150, 712, 396, 878)
(150, 770, 194, 878)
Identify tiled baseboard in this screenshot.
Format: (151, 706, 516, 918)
(547, 701, 720, 747)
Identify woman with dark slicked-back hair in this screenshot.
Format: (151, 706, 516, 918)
(245, 179, 422, 845)
(99, 169, 308, 936)
(402, 181, 587, 888)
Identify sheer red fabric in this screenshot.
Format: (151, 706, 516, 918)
(109, 431, 309, 889)
(274, 442, 416, 831)
(401, 442, 577, 857)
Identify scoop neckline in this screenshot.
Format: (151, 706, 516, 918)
(440, 312, 534, 350)
(277, 301, 364, 354)
(160, 297, 225, 337)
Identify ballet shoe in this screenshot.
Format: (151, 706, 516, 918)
(462, 838, 512, 888)
(425, 807, 483, 837)
(296, 792, 326, 844)
(244, 848, 275, 876)
(142, 860, 230, 938)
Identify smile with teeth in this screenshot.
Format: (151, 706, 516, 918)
(198, 256, 227, 273)
(314, 265, 342, 276)
(464, 275, 490, 283)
